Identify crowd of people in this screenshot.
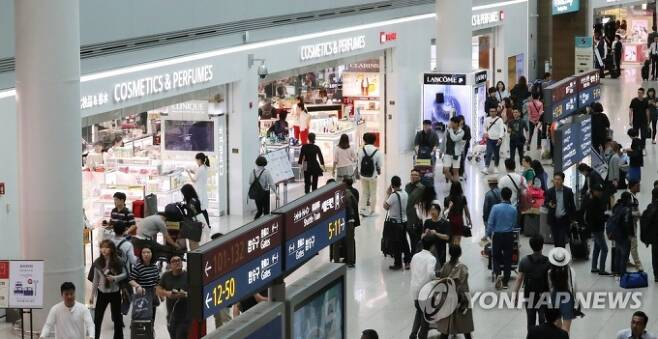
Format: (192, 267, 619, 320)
(39, 76, 658, 339)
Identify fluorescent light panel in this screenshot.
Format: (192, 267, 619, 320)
(1, 0, 528, 98)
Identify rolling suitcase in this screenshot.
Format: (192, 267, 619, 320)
(569, 223, 589, 260)
(132, 200, 145, 218)
(144, 194, 157, 217)
(539, 209, 554, 244)
(523, 213, 540, 237)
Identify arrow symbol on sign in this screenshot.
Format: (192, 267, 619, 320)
(204, 262, 212, 277)
(205, 293, 212, 309)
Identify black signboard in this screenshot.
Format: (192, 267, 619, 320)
(188, 214, 283, 319)
(553, 114, 592, 171)
(543, 76, 578, 123)
(474, 70, 488, 84)
(423, 73, 467, 86)
(273, 182, 347, 272)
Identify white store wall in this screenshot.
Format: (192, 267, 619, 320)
(0, 1, 533, 257)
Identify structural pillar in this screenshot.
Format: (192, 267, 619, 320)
(228, 65, 259, 217)
(436, 0, 473, 72)
(15, 0, 83, 327)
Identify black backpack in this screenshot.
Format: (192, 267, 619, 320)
(248, 169, 268, 200)
(523, 255, 550, 294)
(360, 148, 378, 177)
(640, 203, 658, 246)
(164, 203, 186, 222)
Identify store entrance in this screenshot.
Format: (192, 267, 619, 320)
(81, 87, 229, 232)
(473, 32, 495, 87)
(257, 54, 387, 182)
(594, 1, 656, 65)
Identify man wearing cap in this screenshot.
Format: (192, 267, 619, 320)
(487, 187, 517, 290)
(583, 184, 611, 275)
(483, 176, 502, 229)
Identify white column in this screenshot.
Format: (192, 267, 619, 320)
(228, 67, 259, 217)
(15, 0, 83, 326)
(436, 0, 473, 72)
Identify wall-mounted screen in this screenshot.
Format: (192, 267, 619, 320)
(292, 278, 344, 339)
(164, 120, 214, 152)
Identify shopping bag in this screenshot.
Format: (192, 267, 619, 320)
(131, 290, 154, 321)
(620, 271, 648, 289)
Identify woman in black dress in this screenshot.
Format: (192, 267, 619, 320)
(298, 132, 325, 193)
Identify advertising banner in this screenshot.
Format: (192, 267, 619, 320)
(552, 0, 580, 15)
(575, 36, 594, 74)
(0, 260, 45, 309)
(264, 149, 294, 184)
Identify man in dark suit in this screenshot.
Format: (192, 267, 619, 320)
(527, 307, 569, 339)
(544, 172, 576, 248)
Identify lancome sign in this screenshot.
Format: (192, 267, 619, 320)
(300, 35, 366, 61)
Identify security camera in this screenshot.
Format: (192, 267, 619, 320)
(257, 63, 268, 79)
(248, 54, 268, 79)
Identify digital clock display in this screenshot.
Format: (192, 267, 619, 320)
(285, 209, 347, 271)
(201, 247, 282, 318)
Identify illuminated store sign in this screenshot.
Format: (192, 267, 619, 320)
(552, 0, 580, 15)
(472, 11, 503, 27)
(112, 65, 214, 104)
(300, 35, 366, 61)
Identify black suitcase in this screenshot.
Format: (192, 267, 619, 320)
(131, 320, 154, 339)
(570, 223, 589, 260)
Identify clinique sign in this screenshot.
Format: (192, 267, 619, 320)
(300, 35, 366, 61)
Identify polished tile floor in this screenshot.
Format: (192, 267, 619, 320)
(3, 67, 658, 338)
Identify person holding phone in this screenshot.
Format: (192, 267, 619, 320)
(544, 172, 576, 248)
(157, 255, 190, 339)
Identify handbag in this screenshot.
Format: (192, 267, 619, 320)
(462, 224, 473, 238)
(620, 271, 649, 289)
(180, 220, 203, 242)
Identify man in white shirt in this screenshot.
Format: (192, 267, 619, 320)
(616, 311, 657, 339)
(358, 132, 384, 216)
(498, 158, 526, 207)
(408, 235, 438, 339)
(40, 282, 94, 339)
(383, 176, 410, 270)
(483, 107, 505, 174)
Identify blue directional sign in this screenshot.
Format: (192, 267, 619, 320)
(284, 209, 347, 271)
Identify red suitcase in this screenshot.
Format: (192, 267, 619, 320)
(132, 200, 145, 218)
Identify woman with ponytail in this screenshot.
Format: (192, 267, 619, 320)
(187, 153, 210, 226)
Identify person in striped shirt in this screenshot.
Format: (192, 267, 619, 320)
(129, 246, 160, 321)
(110, 192, 135, 232)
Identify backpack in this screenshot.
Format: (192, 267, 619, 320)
(640, 203, 658, 246)
(115, 238, 132, 285)
(165, 203, 186, 222)
(248, 169, 268, 200)
(523, 255, 550, 295)
(606, 205, 628, 240)
(360, 148, 378, 177)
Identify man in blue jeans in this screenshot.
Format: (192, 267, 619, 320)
(487, 187, 517, 289)
(584, 184, 611, 275)
(483, 106, 505, 174)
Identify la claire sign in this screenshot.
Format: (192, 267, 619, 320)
(300, 35, 366, 61)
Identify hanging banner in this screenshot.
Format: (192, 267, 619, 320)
(575, 37, 594, 74)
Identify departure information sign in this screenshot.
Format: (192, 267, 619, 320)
(274, 183, 347, 271)
(577, 70, 601, 108)
(554, 114, 592, 171)
(189, 215, 283, 319)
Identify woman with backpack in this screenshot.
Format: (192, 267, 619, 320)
(90, 240, 127, 339)
(547, 247, 581, 334)
(249, 156, 275, 219)
(179, 183, 205, 250)
(186, 153, 210, 226)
